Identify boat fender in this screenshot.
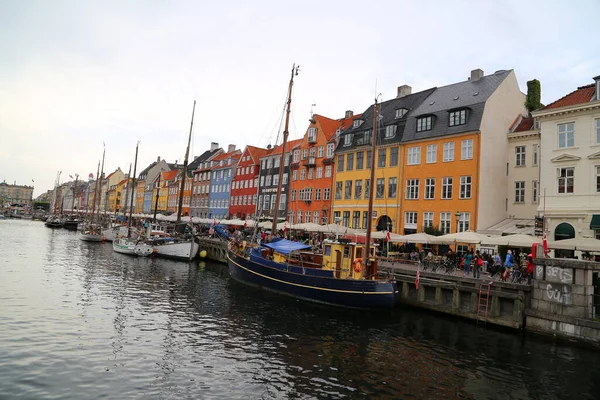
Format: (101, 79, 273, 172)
(353, 258, 364, 273)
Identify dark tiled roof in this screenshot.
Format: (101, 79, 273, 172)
(137, 161, 157, 179)
(402, 70, 512, 142)
(511, 116, 534, 132)
(336, 87, 436, 151)
(541, 84, 595, 110)
(187, 148, 223, 174)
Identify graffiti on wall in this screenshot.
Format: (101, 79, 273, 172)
(543, 283, 572, 304)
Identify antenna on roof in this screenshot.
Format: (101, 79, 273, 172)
(310, 103, 316, 118)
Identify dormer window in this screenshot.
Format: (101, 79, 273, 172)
(416, 116, 433, 132)
(395, 108, 408, 119)
(384, 125, 397, 139)
(343, 133, 353, 146)
(449, 109, 467, 127)
(353, 119, 363, 128)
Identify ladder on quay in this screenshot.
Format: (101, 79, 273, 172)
(477, 281, 492, 325)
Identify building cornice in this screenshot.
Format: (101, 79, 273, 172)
(507, 130, 540, 141)
(532, 100, 600, 119)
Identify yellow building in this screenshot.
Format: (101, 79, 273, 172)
(332, 86, 435, 232)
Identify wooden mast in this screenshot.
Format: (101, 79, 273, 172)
(365, 99, 379, 268)
(90, 163, 99, 225)
(177, 100, 196, 223)
(271, 64, 299, 235)
(153, 172, 161, 223)
(127, 142, 139, 238)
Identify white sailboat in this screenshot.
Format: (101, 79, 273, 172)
(80, 149, 105, 242)
(113, 142, 141, 255)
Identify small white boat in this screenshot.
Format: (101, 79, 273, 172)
(112, 237, 138, 255)
(79, 231, 104, 242)
(134, 243, 154, 257)
(135, 236, 199, 261)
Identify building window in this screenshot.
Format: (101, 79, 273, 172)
(356, 151, 364, 170)
(342, 211, 350, 227)
(425, 178, 435, 199)
(263, 195, 270, 211)
(291, 190, 296, 201)
(353, 120, 361, 128)
(297, 210, 303, 224)
(292, 170, 298, 181)
(346, 153, 354, 171)
(293, 149, 300, 163)
(378, 148, 387, 168)
(325, 165, 332, 178)
(515, 181, 525, 203)
(324, 188, 331, 200)
(335, 182, 342, 199)
(333, 211, 340, 222)
(344, 180, 352, 199)
(317, 146, 324, 158)
(416, 116, 432, 132)
(313, 211, 320, 224)
(326, 143, 335, 158)
(426, 144, 437, 163)
(458, 212, 470, 232)
(557, 167, 574, 194)
(405, 179, 419, 199)
(308, 127, 317, 142)
(449, 109, 467, 126)
(316, 167, 322, 179)
(558, 122, 575, 148)
(595, 119, 600, 144)
(405, 212, 418, 227)
(442, 177, 453, 199)
(385, 125, 397, 138)
(459, 176, 472, 199)
(300, 169, 306, 180)
(307, 168, 313, 180)
(423, 212, 434, 229)
(343, 134, 353, 146)
(337, 155, 344, 172)
(461, 139, 473, 160)
(362, 211, 368, 229)
(354, 180, 362, 199)
(364, 179, 370, 198)
(366, 151, 372, 169)
(532, 180, 538, 203)
(515, 146, 526, 167)
(301, 149, 307, 160)
(439, 212, 451, 233)
(395, 108, 407, 119)
(279, 194, 286, 210)
(443, 142, 454, 162)
(388, 177, 397, 198)
(532, 144, 539, 166)
(407, 147, 421, 165)
(388, 147, 399, 167)
(352, 211, 360, 229)
(315, 188, 321, 200)
(376, 178, 385, 198)
(309, 147, 316, 158)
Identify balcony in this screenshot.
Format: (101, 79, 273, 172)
(290, 162, 300, 170)
(304, 156, 316, 167)
(307, 135, 317, 144)
(323, 157, 334, 165)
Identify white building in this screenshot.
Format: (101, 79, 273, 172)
(532, 75, 600, 242)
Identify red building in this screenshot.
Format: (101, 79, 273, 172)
(229, 145, 267, 220)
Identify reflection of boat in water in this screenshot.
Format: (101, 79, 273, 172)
(63, 218, 81, 231)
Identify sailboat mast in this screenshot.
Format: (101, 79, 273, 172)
(365, 99, 379, 263)
(153, 172, 161, 223)
(90, 161, 100, 225)
(123, 163, 132, 217)
(177, 100, 196, 223)
(127, 142, 139, 238)
(271, 64, 299, 235)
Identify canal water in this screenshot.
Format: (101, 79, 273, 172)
(1, 219, 598, 399)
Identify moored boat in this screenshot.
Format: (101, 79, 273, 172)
(63, 218, 81, 231)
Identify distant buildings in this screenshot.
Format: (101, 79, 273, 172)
(0, 181, 34, 208)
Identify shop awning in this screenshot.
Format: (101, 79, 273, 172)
(590, 214, 600, 229)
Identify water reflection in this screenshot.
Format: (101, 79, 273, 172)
(0, 220, 598, 399)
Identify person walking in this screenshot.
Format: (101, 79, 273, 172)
(473, 250, 482, 279)
(463, 249, 473, 278)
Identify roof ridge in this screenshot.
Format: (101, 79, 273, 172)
(542, 84, 595, 110)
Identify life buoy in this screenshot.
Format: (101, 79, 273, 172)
(353, 258, 364, 273)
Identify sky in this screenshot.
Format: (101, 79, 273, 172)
(1, 0, 599, 197)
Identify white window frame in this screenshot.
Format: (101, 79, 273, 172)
(395, 108, 407, 119)
(596, 119, 600, 144)
(423, 212, 434, 229)
(405, 212, 418, 227)
(458, 212, 470, 232)
(515, 181, 525, 203)
(307, 127, 317, 142)
(405, 179, 420, 199)
(407, 147, 421, 165)
(426, 144, 437, 164)
(326, 143, 335, 158)
(384, 125, 397, 139)
(317, 146, 324, 158)
(449, 109, 467, 127)
(532, 144, 539, 166)
(443, 142, 454, 162)
(558, 122, 575, 149)
(416, 116, 432, 132)
(343, 134, 353, 146)
(442, 177, 453, 199)
(425, 178, 435, 200)
(557, 167, 574, 194)
(515, 146, 526, 167)
(459, 176, 472, 199)
(532, 180, 538, 203)
(461, 139, 473, 160)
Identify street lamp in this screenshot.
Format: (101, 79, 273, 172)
(455, 211, 461, 233)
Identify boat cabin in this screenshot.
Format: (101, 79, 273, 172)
(321, 239, 378, 279)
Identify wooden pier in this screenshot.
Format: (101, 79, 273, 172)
(197, 237, 228, 264)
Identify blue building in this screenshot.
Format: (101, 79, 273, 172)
(208, 148, 241, 219)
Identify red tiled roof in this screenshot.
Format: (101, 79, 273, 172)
(162, 170, 178, 181)
(513, 116, 534, 132)
(314, 115, 340, 140)
(542, 84, 595, 110)
(339, 113, 362, 130)
(245, 145, 267, 163)
(213, 149, 242, 162)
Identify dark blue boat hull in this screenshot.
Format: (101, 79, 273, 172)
(227, 250, 398, 309)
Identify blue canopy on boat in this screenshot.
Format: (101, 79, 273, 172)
(262, 238, 311, 255)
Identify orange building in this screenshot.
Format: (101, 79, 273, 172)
(288, 112, 359, 225)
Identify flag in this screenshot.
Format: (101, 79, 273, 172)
(385, 230, 391, 243)
(244, 220, 247, 228)
(213, 218, 217, 227)
(542, 232, 549, 256)
(415, 269, 420, 290)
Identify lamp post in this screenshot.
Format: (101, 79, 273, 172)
(455, 211, 461, 233)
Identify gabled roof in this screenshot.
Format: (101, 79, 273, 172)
(117, 178, 128, 186)
(337, 87, 436, 150)
(162, 170, 179, 182)
(187, 147, 223, 175)
(244, 145, 268, 164)
(261, 138, 303, 158)
(402, 70, 512, 142)
(510, 115, 534, 133)
(137, 161, 157, 178)
(105, 168, 121, 180)
(541, 84, 595, 110)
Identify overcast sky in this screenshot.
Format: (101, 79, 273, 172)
(1, 0, 599, 197)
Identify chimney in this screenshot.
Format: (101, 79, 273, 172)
(594, 75, 600, 101)
(345, 110, 353, 119)
(210, 142, 219, 151)
(157, 156, 161, 162)
(470, 69, 484, 81)
(228, 144, 236, 153)
(397, 85, 412, 98)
